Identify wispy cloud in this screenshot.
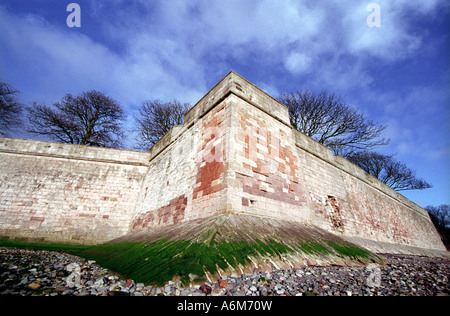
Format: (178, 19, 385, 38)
(0, 4, 207, 108)
(2, 0, 447, 104)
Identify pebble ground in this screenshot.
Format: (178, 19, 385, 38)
(0, 248, 448, 296)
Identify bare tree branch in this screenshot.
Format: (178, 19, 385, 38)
(347, 151, 432, 191)
(0, 81, 23, 136)
(27, 91, 125, 148)
(278, 90, 389, 157)
(134, 99, 190, 150)
(425, 204, 450, 249)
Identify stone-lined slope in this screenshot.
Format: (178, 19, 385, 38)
(80, 215, 383, 286)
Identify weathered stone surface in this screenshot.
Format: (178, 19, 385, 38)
(0, 139, 149, 244)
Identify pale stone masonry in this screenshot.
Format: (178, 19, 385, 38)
(0, 72, 446, 253)
(0, 138, 149, 243)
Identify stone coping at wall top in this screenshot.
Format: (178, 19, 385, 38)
(149, 71, 291, 161)
(184, 71, 290, 127)
(0, 137, 150, 166)
(292, 129, 429, 218)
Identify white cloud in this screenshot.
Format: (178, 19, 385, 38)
(0, 5, 206, 108)
(284, 53, 312, 75)
(1, 0, 447, 107)
(256, 81, 280, 99)
(342, 2, 424, 61)
(427, 146, 450, 162)
(369, 82, 450, 160)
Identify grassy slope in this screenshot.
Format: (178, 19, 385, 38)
(0, 215, 382, 286)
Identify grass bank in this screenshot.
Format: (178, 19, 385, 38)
(1, 237, 378, 287)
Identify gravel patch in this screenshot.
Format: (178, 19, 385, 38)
(0, 248, 448, 296)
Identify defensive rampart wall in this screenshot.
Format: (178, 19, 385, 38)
(0, 138, 149, 244)
(0, 72, 445, 252)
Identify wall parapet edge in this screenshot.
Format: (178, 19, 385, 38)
(184, 71, 290, 128)
(148, 71, 292, 163)
(148, 126, 183, 162)
(292, 129, 429, 218)
(0, 137, 151, 166)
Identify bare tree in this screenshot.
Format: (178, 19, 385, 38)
(0, 81, 23, 136)
(134, 99, 190, 150)
(27, 90, 125, 148)
(425, 204, 450, 250)
(426, 205, 450, 229)
(278, 90, 389, 157)
(347, 151, 432, 191)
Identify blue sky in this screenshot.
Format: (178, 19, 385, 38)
(0, 0, 449, 208)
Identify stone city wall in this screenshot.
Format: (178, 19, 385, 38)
(0, 71, 445, 252)
(0, 138, 149, 244)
